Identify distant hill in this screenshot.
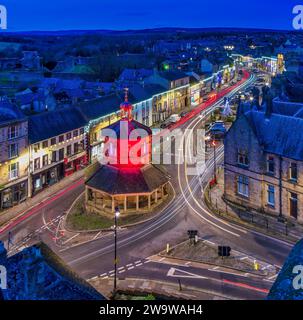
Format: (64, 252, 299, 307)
(0, 27, 293, 37)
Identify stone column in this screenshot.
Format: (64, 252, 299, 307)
(136, 195, 139, 211)
(155, 190, 158, 203)
(124, 195, 127, 212)
(148, 194, 151, 211)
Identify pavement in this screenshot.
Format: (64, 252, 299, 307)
(207, 169, 303, 243)
(0, 170, 85, 230)
(89, 277, 232, 300)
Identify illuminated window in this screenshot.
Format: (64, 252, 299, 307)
(59, 135, 64, 143)
(9, 163, 19, 180)
(73, 130, 79, 137)
(66, 132, 72, 140)
(8, 143, 18, 159)
(34, 158, 40, 170)
(42, 154, 48, 166)
(42, 140, 48, 148)
(51, 138, 56, 146)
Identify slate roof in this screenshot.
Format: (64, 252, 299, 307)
(28, 107, 86, 143)
(0, 102, 26, 125)
(128, 83, 166, 103)
(268, 239, 303, 300)
(76, 94, 121, 122)
(244, 111, 303, 161)
(86, 164, 169, 195)
(158, 70, 189, 81)
(1, 241, 105, 300)
(119, 68, 153, 81)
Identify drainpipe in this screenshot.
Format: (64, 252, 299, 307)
(278, 155, 284, 222)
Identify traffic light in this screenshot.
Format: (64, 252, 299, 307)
(218, 246, 231, 257)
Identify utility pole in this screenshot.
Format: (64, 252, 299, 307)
(113, 206, 120, 297)
(212, 139, 217, 183)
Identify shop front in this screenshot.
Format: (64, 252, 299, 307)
(64, 152, 88, 177)
(0, 179, 28, 209)
(32, 163, 64, 195)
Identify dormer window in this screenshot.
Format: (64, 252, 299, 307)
(289, 162, 298, 182)
(237, 149, 249, 166)
(267, 156, 275, 175)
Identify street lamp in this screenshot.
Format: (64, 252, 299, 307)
(212, 139, 217, 183)
(113, 206, 120, 296)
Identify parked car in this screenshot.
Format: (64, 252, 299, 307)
(207, 121, 227, 140)
(168, 114, 181, 123)
(180, 111, 189, 118)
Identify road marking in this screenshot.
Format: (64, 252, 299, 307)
(62, 233, 80, 245)
(100, 273, 107, 277)
(135, 263, 143, 267)
(128, 266, 134, 270)
(167, 267, 208, 279)
(119, 270, 126, 274)
(93, 231, 102, 240)
(135, 260, 141, 264)
(126, 263, 133, 267)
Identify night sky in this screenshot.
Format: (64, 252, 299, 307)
(1, 0, 299, 31)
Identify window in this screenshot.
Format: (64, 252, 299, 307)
(267, 156, 275, 174)
(74, 142, 79, 154)
(51, 138, 56, 146)
(73, 130, 79, 137)
(237, 175, 249, 197)
(58, 148, 64, 161)
(51, 151, 56, 163)
(66, 132, 72, 140)
(8, 125, 18, 140)
(66, 145, 72, 156)
(237, 149, 249, 166)
(42, 140, 48, 148)
(59, 135, 64, 143)
(290, 192, 298, 219)
(34, 143, 40, 152)
(267, 185, 275, 206)
(290, 162, 298, 181)
(34, 158, 40, 170)
(8, 143, 18, 159)
(42, 154, 48, 166)
(79, 128, 84, 135)
(79, 140, 84, 152)
(9, 163, 18, 180)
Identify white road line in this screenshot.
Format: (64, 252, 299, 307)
(128, 266, 134, 270)
(119, 270, 126, 274)
(62, 233, 80, 245)
(100, 273, 107, 277)
(135, 263, 143, 267)
(135, 260, 141, 264)
(126, 263, 133, 267)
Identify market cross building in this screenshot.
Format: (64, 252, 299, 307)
(85, 91, 170, 215)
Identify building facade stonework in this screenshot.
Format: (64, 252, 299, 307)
(224, 111, 303, 223)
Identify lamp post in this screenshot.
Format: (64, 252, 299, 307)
(113, 206, 120, 296)
(212, 139, 217, 183)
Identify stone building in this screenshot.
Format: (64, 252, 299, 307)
(0, 102, 29, 209)
(224, 109, 303, 223)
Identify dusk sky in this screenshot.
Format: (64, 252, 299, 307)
(0, 0, 299, 31)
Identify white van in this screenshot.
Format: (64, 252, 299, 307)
(168, 114, 181, 123)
